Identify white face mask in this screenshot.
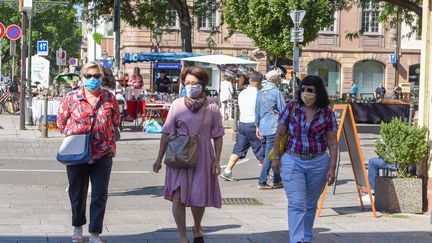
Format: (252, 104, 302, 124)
(301, 92, 317, 106)
(185, 84, 203, 98)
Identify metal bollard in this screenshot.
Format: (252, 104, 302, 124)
(408, 103, 415, 127)
(41, 96, 48, 138)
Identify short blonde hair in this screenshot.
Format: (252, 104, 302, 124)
(265, 70, 281, 83)
(80, 61, 104, 78)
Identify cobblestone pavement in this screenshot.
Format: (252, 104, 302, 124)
(0, 114, 431, 243)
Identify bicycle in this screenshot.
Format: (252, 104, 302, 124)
(0, 88, 20, 115)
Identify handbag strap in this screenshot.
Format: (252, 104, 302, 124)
(263, 93, 279, 121)
(89, 99, 103, 138)
(198, 105, 207, 135)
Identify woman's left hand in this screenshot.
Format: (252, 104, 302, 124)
(212, 160, 221, 176)
(327, 168, 336, 186)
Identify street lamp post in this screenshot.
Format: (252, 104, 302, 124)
(153, 30, 162, 93)
(25, 10, 33, 125)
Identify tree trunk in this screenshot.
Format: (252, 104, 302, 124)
(169, 0, 193, 52)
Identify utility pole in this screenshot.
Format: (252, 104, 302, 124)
(26, 11, 33, 125)
(114, 0, 121, 75)
(19, 10, 28, 130)
(289, 10, 305, 102)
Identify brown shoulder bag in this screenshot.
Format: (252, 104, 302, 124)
(164, 106, 207, 169)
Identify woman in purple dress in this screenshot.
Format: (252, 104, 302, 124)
(153, 66, 224, 243)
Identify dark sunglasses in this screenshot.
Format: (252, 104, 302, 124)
(301, 87, 315, 93)
(84, 74, 102, 79)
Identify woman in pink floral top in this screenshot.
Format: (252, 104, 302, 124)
(127, 66, 144, 98)
(57, 61, 120, 243)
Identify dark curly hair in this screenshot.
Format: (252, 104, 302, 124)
(296, 75, 330, 109)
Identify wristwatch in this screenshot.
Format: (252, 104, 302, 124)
(273, 156, 280, 160)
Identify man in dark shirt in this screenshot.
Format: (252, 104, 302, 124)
(375, 83, 386, 99)
(155, 70, 171, 93)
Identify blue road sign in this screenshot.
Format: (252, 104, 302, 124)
(390, 54, 397, 64)
(6, 25, 22, 41)
(37, 41, 49, 56)
(103, 59, 113, 68)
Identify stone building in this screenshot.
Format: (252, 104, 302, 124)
(84, 1, 420, 96)
(301, 1, 421, 98)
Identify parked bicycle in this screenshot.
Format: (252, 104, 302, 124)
(0, 82, 20, 115)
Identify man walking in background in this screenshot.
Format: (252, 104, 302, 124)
(220, 71, 235, 120)
(220, 71, 264, 181)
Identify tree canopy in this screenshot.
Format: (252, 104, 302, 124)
(222, 0, 423, 59)
(74, 0, 218, 52)
(222, 0, 339, 58)
(0, 3, 81, 77)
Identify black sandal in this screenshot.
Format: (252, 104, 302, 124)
(192, 228, 204, 243)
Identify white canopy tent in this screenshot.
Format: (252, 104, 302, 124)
(181, 54, 257, 65)
(181, 54, 258, 93)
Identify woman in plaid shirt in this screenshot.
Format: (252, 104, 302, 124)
(272, 75, 338, 243)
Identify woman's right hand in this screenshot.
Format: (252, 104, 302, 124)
(272, 158, 281, 174)
(153, 158, 162, 173)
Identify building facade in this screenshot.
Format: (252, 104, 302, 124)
(301, 1, 421, 98)
(82, 1, 420, 97)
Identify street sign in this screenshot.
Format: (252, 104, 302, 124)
(56, 49, 66, 66)
(69, 58, 78, 66)
(290, 27, 304, 36)
(103, 59, 113, 68)
(6, 24, 22, 41)
(0, 22, 5, 39)
(290, 10, 306, 25)
(290, 36, 304, 42)
(31, 55, 50, 88)
(390, 54, 397, 64)
(37, 41, 49, 56)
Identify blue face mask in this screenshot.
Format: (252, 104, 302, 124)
(84, 78, 101, 91)
(186, 84, 202, 98)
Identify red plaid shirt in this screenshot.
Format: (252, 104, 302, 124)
(279, 101, 338, 155)
(57, 86, 120, 160)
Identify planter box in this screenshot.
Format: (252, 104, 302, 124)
(375, 177, 423, 214)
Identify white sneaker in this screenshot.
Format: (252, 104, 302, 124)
(72, 227, 83, 243)
(89, 233, 103, 243)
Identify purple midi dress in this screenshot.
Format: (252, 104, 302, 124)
(162, 97, 225, 208)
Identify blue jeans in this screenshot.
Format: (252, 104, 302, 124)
(258, 134, 281, 185)
(281, 153, 329, 243)
(368, 157, 396, 191)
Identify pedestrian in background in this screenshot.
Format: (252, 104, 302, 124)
(272, 75, 338, 243)
(57, 61, 120, 243)
(255, 70, 285, 189)
(219, 71, 235, 120)
(128, 67, 144, 99)
(220, 71, 264, 181)
(153, 66, 224, 243)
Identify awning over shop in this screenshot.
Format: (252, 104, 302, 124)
(181, 54, 257, 65)
(122, 52, 205, 64)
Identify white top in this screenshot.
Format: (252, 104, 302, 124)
(238, 86, 258, 123)
(220, 80, 234, 102)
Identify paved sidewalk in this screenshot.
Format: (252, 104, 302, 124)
(0, 114, 431, 243)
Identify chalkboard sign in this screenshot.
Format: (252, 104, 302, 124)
(317, 104, 376, 218)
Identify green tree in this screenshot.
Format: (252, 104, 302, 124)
(222, 0, 339, 58)
(0, 3, 81, 77)
(73, 0, 219, 52)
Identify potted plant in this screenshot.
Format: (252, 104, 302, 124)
(374, 118, 429, 213)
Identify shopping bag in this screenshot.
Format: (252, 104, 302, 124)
(143, 118, 163, 133)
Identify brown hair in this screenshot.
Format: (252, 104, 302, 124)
(180, 66, 209, 86)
